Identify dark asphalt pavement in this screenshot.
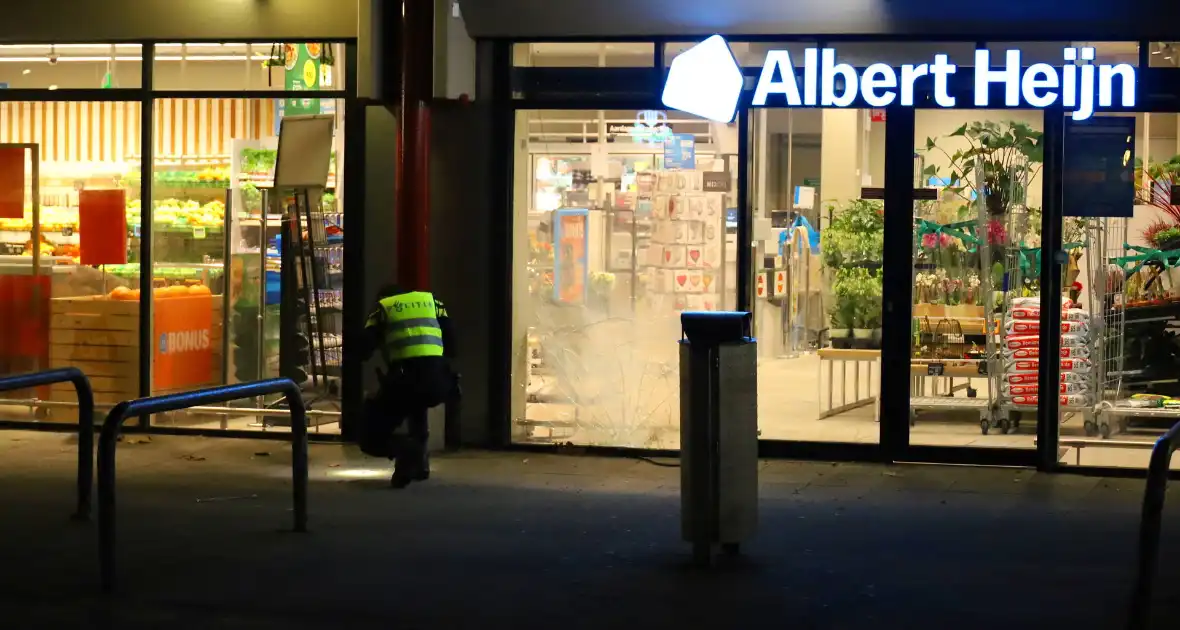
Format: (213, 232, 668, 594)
(0, 430, 1176, 629)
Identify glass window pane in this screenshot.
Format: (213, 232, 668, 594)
(512, 109, 736, 448)
(666, 41, 817, 68)
(0, 101, 141, 420)
(834, 42, 975, 67)
(912, 109, 1044, 449)
(749, 108, 883, 444)
(513, 43, 653, 68)
(0, 44, 142, 89)
(1061, 111, 1180, 470)
(148, 97, 344, 434)
(985, 42, 1137, 66)
(1150, 42, 1180, 67)
(153, 43, 346, 92)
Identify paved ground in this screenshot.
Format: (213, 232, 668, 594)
(0, 430, 1177, 629)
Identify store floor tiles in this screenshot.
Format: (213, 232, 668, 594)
(523, 353, 1179, 468)
(0, 430, 1178, 629)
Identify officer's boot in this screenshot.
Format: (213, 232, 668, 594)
(389, 436, 417, 489)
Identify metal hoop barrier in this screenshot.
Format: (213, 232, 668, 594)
(97, 378, 307, 593)
(1128, 420, 1180, 630)
(0, 368, 94, 520)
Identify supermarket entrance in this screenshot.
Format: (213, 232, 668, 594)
(749, 101, 1054, 469)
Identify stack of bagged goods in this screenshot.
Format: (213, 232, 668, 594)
(1001, 297, 1095, 408)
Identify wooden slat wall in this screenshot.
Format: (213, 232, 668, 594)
(0, 99, 276, 162)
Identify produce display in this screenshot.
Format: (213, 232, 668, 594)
(107, 283, 212, 301)
(240, 148, 277, 177)
(0, 206, 84, 232)
(126, 199, 225, 230)
(101, 263, 224, 280)
(154, 167, 231, 188)
(0, 198, 225, 236)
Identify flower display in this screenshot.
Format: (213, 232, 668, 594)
(986, 219, 1008, 246)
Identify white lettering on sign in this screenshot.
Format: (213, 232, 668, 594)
(753, 49, 961, 109)
(160, 329, 211, 355)
(676, 36, 1136, 123)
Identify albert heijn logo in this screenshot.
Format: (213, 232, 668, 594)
(158, 329, 211, 355)
(662, 35, 1137, 124)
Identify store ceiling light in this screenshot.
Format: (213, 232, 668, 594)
(47, 85, 57, 90)
(21, 68, 29, 74)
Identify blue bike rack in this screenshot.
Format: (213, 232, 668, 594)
(97, 378, 307, 592)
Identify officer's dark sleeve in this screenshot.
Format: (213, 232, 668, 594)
(362, 303, 384, 362)
(436, 300, 457, 359)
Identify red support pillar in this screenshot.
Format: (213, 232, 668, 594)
(396, 0, 434, 290)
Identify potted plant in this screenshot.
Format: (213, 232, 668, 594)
(921, 121, 1044, 219)
(1155, 225, 1180, 252)
(836, 267, 881, 347)
(829, 266, 860, 348)
(914, 271, 937, 317)
(963, 271, 984, 318)
(828, 297, 855, 349)
(1136, 155, 1180, 230)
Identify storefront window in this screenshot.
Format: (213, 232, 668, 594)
(911, 109, 1044, 449)
(153, 43, 347, 92)
(834, 43, 974, 67)
(0, 44, 142, 89)
(148, 97, 345, 433)
(748, 108, 884, 443)
(512, 109, 736, 448)
(1149, 42, 1180, 68)
(513, 43, 654, 68)
(987, 42, 1137, 65)
(0, 101, 141, 419)
(1062, 111, 1180, 469)
(666, 41, 816, 69)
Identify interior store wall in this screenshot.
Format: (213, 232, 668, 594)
(819, 109, 862, 206)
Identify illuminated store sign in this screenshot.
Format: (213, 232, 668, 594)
(662, 35, 1137, 123)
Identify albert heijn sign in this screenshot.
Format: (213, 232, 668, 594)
(662, 35, 1137, 124)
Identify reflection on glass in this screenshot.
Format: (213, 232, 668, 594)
(513, 110, 734, 448)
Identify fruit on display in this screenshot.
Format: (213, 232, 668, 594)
(153, 284, 209, 298)
(126, 199, 225, 229)
(154, 167, 230, 187)
(109, 287, 140, 301)
(0, 206, 83, 232)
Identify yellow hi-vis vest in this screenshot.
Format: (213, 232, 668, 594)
(368, 291, 445, 362)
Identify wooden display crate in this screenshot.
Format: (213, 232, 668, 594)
(46, 295, 223, 418)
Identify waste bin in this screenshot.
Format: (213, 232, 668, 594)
(679, 311, 758, 566)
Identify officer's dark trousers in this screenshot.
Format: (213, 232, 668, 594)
(359, 384, 430, 460)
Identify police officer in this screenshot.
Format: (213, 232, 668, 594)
(361, 284, 458, 488)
